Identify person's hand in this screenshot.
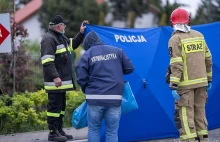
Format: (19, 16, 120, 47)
(172, 90, 180, 100)
(53, 77, 62, 88)
(206, 82, 212, 91)
(80, 20, 89, 34)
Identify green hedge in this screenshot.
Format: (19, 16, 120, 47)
(0, 90, 85, 134)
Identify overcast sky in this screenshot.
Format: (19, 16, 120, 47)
(161, 0, 201, 17)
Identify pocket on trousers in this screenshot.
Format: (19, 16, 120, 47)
(174, 109, 182, 129)
(188, 119, 195, 130)
(179, 128, 185, 135)
(61, 53, 68, 64)
(176, 91, 189, 106)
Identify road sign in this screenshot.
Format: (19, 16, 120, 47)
(0, 24, 10, 45)
(0, 13, 12, 53)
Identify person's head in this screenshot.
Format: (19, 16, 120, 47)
(82, 31, 103, 51)
(48, 15, 68, 34)
(170, 8, 190, 27)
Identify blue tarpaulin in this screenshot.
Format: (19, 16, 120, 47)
(84, 22, 220, 141)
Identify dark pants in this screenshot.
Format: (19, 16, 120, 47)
(47, 92, 66, 130)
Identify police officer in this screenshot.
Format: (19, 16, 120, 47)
(168, 8, 212, 142)
(40, 15, 88, 141)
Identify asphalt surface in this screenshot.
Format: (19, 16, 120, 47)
(0, 127, 220, 142)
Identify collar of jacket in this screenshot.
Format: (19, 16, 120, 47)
(48, 29, 62, 36)
(90, 43, 105, 48)
(48, 29, 69, 44)
(172, 30, 187, 36)
(173, 24, 190, 33)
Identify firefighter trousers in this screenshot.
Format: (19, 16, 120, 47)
(47, 92, 66, 131)
(175, 87, 208, 141)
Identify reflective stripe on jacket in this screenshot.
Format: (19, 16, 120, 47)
(40, 29, 84, 93)
(168, 30, 212, 90)
(76, 31, 134, 107)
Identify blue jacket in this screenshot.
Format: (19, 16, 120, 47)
(76, 31, 134, 107)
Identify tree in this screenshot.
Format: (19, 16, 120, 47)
(0, 1, 33, 95)
(192, 0, 220, 25)
(158, 0, 185, 26)
(109, 0, 149, 28)
(0, 0, 12, 12)
(39, 0, 107, 38)
(0, 23, 32, 95)
(15, 0, 32, 10)
(17, 0, 31, 4)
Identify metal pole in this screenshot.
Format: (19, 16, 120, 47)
(12, 0, 16, 93)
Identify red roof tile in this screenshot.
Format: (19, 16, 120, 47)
(96, 0, 104, 4)
(15, 0, 43, 24)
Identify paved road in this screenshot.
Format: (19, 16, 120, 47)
(0, 127, 219, 142)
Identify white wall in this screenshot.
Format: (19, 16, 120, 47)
(22, 14, 44, 41)
(135, 13, 157, 28)
(21, 12, 157, 41)
(110, 12, 157, 28)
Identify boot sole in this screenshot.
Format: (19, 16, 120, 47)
(64, 135, 73, 140)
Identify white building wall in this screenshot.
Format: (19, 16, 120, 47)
(22, 14, 44, 41)
(110, 12, 157, 28)
(135, 13, 157, 28)
(21, 12, 157, 41)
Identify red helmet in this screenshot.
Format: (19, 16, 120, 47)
(170, 8, 190, 26)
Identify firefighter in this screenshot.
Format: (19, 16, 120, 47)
(40, 15, 88, 141)
(168, 8, 212, 142)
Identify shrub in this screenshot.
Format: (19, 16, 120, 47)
(0, 90, 85, 134)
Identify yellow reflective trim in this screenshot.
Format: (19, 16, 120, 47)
(205, 52, 211, 58)
(180, 133, 197, 140)
(56, 48, 66, 54)
(67, 38, 73, 52)
(181, 44, 188, 81)
(170, 57, 183, 64)
(70, 38, 73, 49)
(68, 47, 73, 52)
(170, 77, 180, 83)
(181, 37, 204, 43)
(45, 84, 73, 90)
(207, 72, 212, 77)
(47, 112, 60, 117)
(179, 78, 207, 86)
(42, 58, 54, 64)
(180, 108, 197, 139)
(182, 107, 191, 135)
(60, 111, 65, 115)
(181, 39, 205, 80)
(183, 40, 204, 54)
(197, 130, 208, 136)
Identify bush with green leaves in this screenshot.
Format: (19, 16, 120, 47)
(0, 90, 85, 134)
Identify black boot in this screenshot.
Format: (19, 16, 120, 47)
(58, 115, 73, 140)
(48, 130, 67, 142)
(199, 135, 208, 142)
(59, 128, 73, 140)
(195, 136, 200, 142)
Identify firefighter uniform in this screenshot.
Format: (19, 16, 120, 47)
(40, 28, 84, 140)
(169, 29, 212, 141)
